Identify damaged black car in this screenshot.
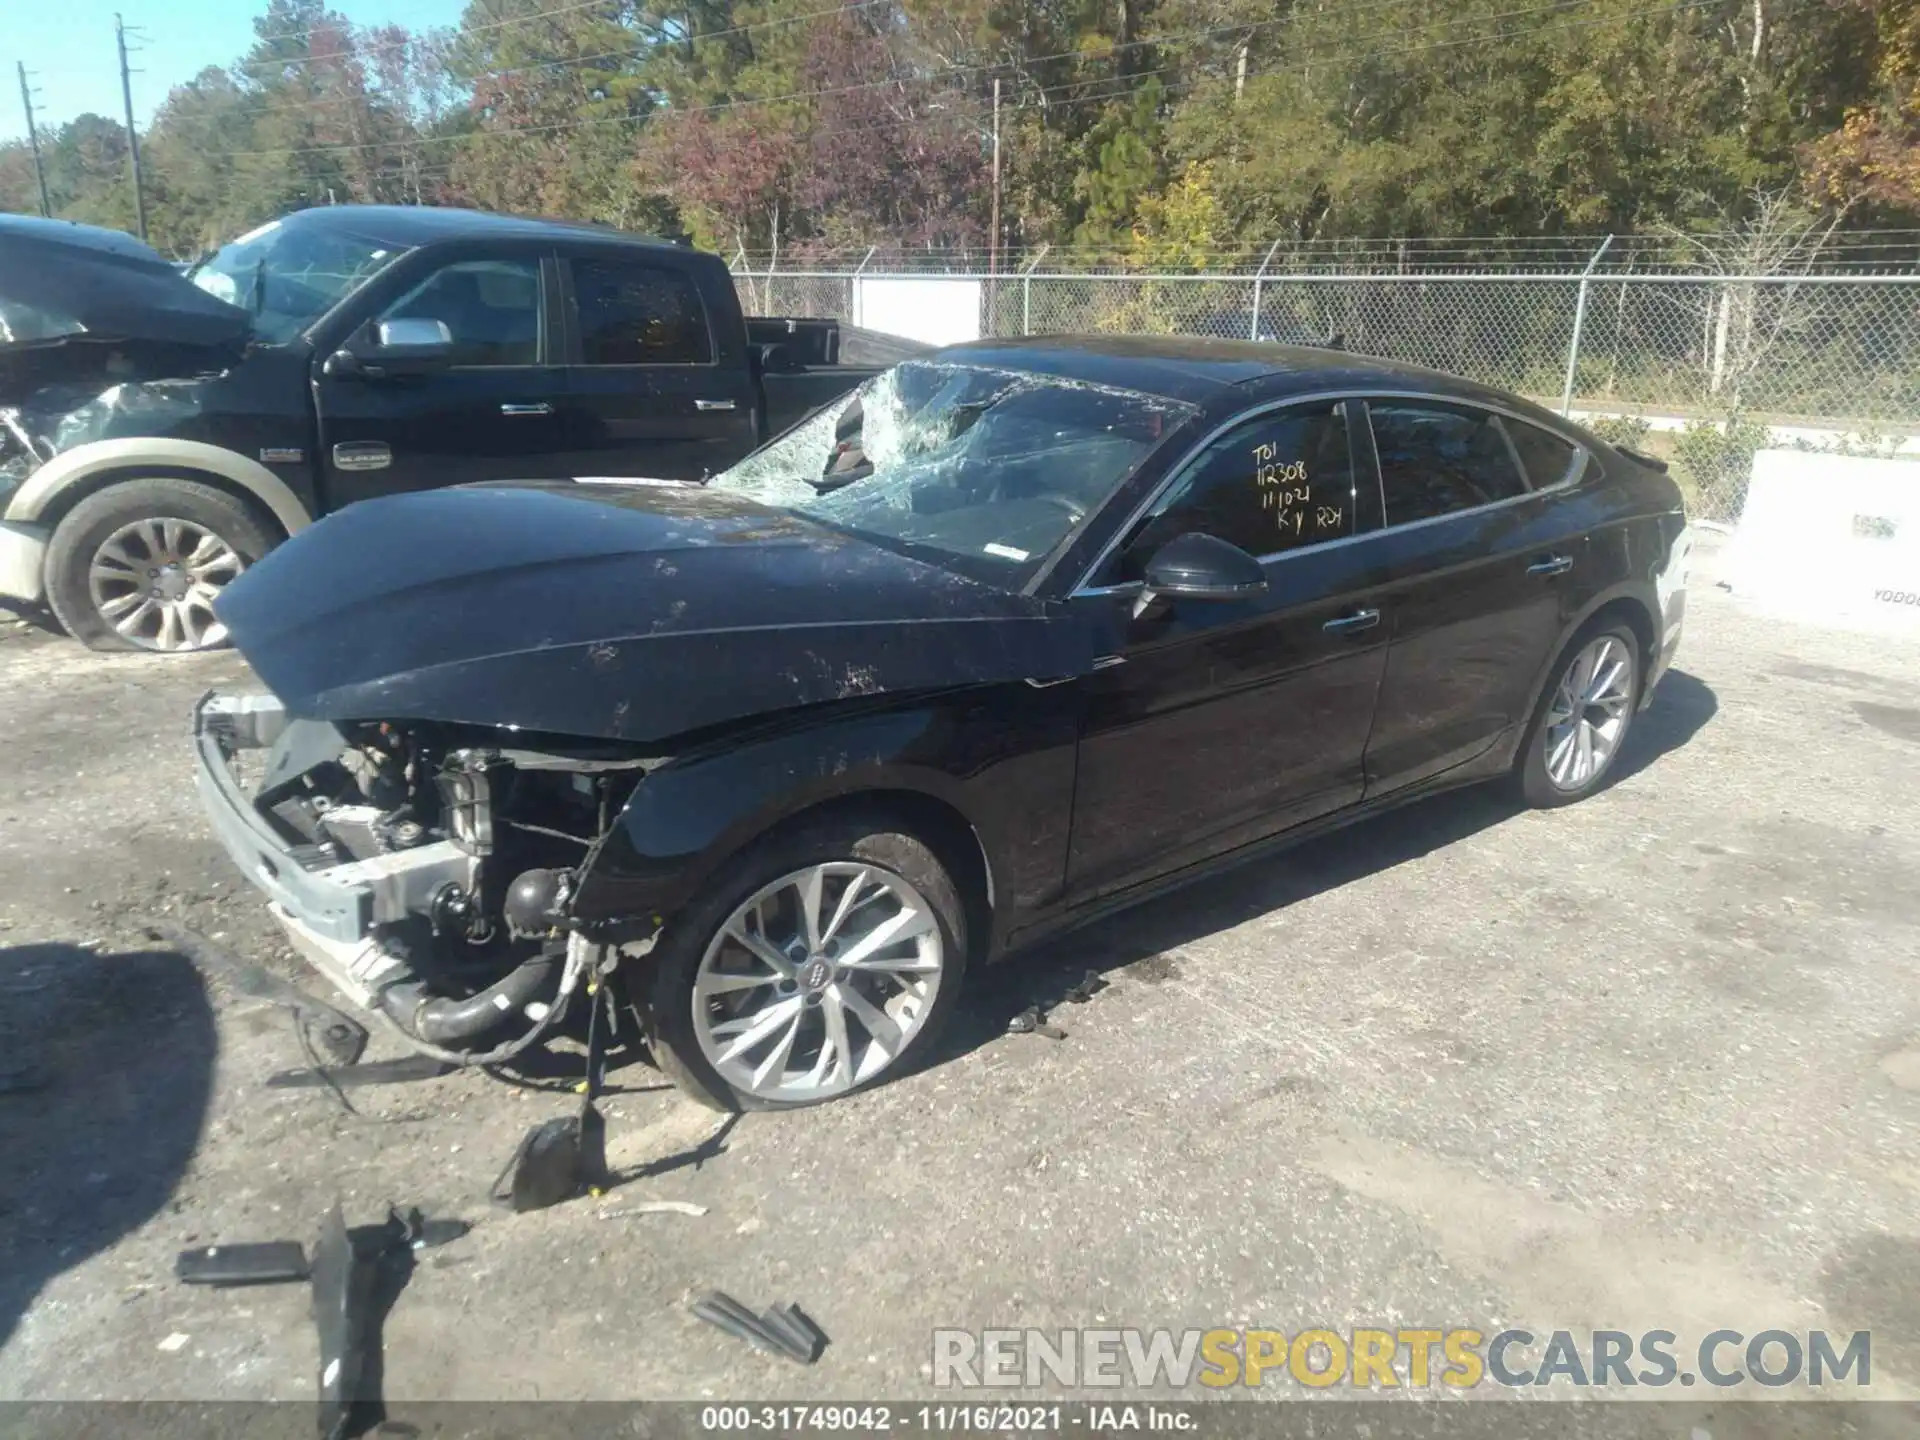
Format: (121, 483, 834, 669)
(195, 338, 1692, 1111)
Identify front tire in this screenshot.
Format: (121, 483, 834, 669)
(44, 478, 275, 653)
(1514, 620, 1641, 808)
(644, 816, 970, 1112)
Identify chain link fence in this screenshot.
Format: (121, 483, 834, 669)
(737, 264, 1920, 523)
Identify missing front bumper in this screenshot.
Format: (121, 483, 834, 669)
(192, 690, 476, 951)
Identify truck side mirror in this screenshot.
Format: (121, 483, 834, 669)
(328, 318, 455, 380)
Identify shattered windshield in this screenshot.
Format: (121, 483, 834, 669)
(712, 361, 1193, 585)
(186, 219, 405, 345)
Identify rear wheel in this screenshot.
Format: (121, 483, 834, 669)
(644, 817, 969, 1112)
(44, 478, 275, 654)
(1513, 620, 1641, 808)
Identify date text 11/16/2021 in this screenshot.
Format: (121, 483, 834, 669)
(699, 1404, 1196, 1432)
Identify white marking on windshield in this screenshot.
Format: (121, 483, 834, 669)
(983, 542, 1030, 561)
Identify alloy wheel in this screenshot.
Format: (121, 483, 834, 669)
(1544, 634, 1634, 791)
(87, 517, 245, 652)
(693, 861, 946, 1103)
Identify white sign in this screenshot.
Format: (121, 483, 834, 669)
(1723, 450, 1920, 633)
(853, 277, 983, 348)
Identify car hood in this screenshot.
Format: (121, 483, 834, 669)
(0, 214, 250, 400)
(214, 481, 1100, 743)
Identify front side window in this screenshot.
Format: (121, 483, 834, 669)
(186, 219, 404, 344)
(379, 259, 543, 367)
(1368, 402, 1527, 525)
(1114, 402, 1357, 581)
(711, 361, 1192, 586)
(571, 259, 712, 364)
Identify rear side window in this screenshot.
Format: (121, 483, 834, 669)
(571, 258, 713, 365)
(1368, 402, 1527, 525)
(1505, 418, 1580, 489)
(1117, 402, 1356, 579)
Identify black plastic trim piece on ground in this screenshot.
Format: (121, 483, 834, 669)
(690, 1291, 828, 1364)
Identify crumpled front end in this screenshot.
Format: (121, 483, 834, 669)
(192, 689, 659, 1060)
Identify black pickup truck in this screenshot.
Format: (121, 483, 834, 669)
(0, 207, 906, 652)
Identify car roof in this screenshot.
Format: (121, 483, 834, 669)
(926, 334, 1545, 414)
(271, 204, 687, 254)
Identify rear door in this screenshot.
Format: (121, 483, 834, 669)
(557, 252, 757, 480)
(1064, 400, 1392, 899)
(312, 249, 569, 507)
(1357, 398, 1591, 795)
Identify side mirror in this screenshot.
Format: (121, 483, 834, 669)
(1141, 532, 1267, 603)
(330, 318, 454, 380)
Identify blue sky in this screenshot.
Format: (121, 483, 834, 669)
(1, 0, 469, 144)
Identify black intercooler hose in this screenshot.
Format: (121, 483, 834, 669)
(379, 949, 562, 1048)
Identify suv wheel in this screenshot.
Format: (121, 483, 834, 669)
(44, 478, 276, 653)
(1513, 620, 1641, 807)
(644, 816, 970, 1112)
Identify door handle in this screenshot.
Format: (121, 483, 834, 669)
(1527, 554, 1574, 576)
(694, 398, 738, 412)
(1322, 608, 1381, 634)
(500, 402, 553, 416)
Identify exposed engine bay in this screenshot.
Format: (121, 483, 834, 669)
(194, 690, 660, 1065)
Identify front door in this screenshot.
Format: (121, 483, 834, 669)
(1356, 399, 1590, 794)
(313, 254, 569, 508)
(1065, 400, 1392, 899)
(558, 254, 757, 481)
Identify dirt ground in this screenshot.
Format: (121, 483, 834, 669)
(2, 535, 1919, 1423)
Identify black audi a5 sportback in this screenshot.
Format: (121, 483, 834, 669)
(194, 337, 1691, 1110)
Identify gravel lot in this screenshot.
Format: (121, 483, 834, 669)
(2, 536, 1918, 1424)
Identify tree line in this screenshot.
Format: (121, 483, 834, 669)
(2, 0, 1916, 262)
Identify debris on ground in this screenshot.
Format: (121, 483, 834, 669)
(265, 1055, 454, 1092)
(597, 1200, 708, 1220)
(1007, 970, 1111, 1040)
(691, 1290, 828, 1364)
(175, 1241, 310, 1286)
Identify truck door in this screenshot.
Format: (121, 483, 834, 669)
(312, 251, 569, 507)
(557, 254, 758, 481)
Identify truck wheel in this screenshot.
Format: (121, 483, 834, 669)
(644, 816, 970, 1112)
(44, 479, 276, 653)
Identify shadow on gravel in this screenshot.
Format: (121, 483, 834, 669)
(0, 940, 215, 1354)
(939, 667, 1719, 1064)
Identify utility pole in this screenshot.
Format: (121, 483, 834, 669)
(989, 76, 1001, 277)
(16, 62, 51, 218)
(115, 14, 148, 241)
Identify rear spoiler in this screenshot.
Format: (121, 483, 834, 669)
(1615, 444, 1669, 473)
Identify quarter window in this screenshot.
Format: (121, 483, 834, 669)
(571, 259, 713, 364)
(1505, 417, 1581, 489)
(1368, 402, 1527, 525)
(1114, 403, 1357, 580)
(379, 259, 543, 367)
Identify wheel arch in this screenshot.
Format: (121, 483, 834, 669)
(739, 788, 997, 961)
(6, 438, 314, 539)
(1497, 583, 1660, 775)
(577, 723, 1008, 963)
